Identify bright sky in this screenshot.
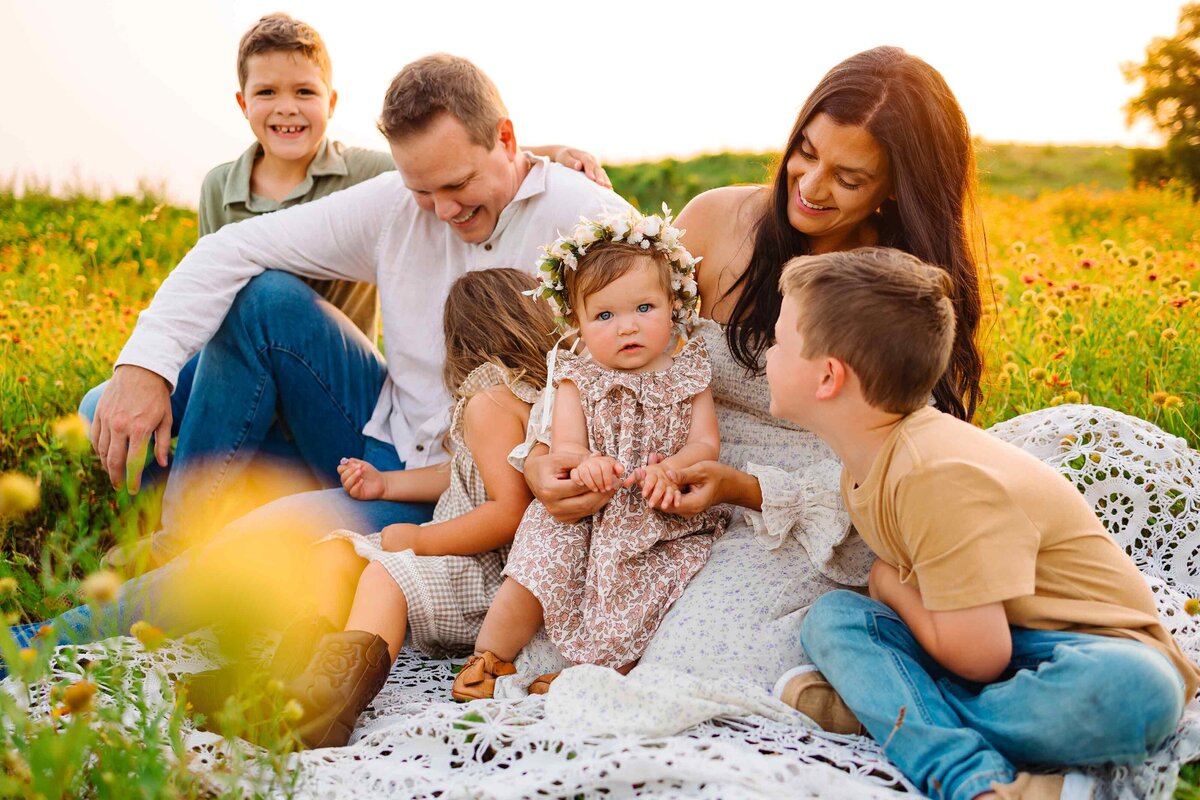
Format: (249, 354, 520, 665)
(1, 1, 1185, 203)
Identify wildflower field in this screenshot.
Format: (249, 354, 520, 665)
(0, 159, 1198, 796)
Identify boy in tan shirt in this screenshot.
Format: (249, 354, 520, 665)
(766, 247, 1197, 800)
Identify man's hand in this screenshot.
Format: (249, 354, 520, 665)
(525, 449, 631, 523)
(551, 146, 612, 188)
(90, 365, 172, 494)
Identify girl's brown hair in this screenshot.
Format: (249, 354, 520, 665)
(442, 268, 559, 398)
(725, 46, 984, 421)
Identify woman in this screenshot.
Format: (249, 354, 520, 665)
(524, 45, 985, 691)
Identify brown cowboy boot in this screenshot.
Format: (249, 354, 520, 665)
(184, 615, 336, 724)
(451, 652, 517, 701)
(287, 630, 392, 749)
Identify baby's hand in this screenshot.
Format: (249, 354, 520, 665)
(570, 454, 622, 493)
(640, 462, 683, 511)
(381, 522, 422, 553)
(338, 457, 385, 501)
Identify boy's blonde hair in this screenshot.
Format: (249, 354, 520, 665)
(443, 269, 559, 399)
(236, 13, 332, 89)
(377, 54, 508, 148)
(563, 241, 672, 328)
(779, 247, 957, 414)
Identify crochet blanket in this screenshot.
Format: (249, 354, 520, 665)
(11, 405, 1200, 798)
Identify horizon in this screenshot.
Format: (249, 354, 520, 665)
(3, 1, 1185, 203)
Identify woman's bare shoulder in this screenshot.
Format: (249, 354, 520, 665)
(678, 185, 768, 234)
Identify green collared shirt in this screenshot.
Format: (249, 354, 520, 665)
(197, 139, 395, 337)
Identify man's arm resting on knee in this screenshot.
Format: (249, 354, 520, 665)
(90, 365, 173, 494)
(869, 560, 1012, 683)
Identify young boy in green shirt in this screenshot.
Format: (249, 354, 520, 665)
(767, 247, 1197, 800)
(80, 12, 607, 569)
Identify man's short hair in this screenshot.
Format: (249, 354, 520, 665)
(377, 54, 508, 147)
(236, 13, 332, 90)
(779, 247, 957, 414)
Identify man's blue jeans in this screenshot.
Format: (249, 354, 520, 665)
(801, 590, 1186, 800)
(135, 270, 432, 563)
(28, 272, 437, 649)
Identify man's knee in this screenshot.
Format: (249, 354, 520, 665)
(78, 380, 108, 424)
(223, 271, 320, 335)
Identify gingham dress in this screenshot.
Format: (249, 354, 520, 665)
(505, 337, 731, 668)
(327, 363, 539, 658)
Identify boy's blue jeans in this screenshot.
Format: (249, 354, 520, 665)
(82, 271, 433, 564)
(801, 590, 1186, 800)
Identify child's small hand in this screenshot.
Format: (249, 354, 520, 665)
(338, 457, 385, 500)
(381, 522, 422, 553)
(640, 462, 683, 511)
(569, 454, 622, 493)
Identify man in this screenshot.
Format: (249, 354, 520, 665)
(90, 53, 629, 569)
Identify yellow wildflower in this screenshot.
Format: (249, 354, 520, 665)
(1044, 306, 1062, 320)
(282, 699, 305, 722)
(1069, 324, 1086, 337)
(1064, 391, 1082, 404)
(1151, 391, 1169, 407)
(1186, 599, 1200, 616)
(63, 681, 97, 714)
(1029, 368, 1048, 382)
(79, 570, 122, 605)
(0, 473, 40, 518)
(1164, 396, 1185, 410)
(1002, 362, 1020, 375)
(51, 415, 90, 453)
(130, 620, 166, 651)
(0, 576, 17, 597)
(1126, 331, 1139, 340)
(1050, 396, 1066, 406)
(1162, 328, 1179, 342)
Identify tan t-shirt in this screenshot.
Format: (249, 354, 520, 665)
(843, 406, 1199, 697)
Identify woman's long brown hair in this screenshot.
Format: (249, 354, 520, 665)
(724, 46, 984, 420)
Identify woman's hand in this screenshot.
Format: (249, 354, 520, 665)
(663, 460, 727, 516)
(381, 522, 423, 553)
(338, 457, 385, 500)
(525, 449, 629, 523)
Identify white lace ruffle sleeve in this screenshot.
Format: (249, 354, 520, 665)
(742, 459, 873, 587)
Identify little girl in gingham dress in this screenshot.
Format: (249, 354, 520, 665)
(279, 268, 563, 748)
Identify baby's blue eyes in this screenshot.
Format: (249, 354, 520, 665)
(637, 303, 652, 313)
(597, 311, 613, 321)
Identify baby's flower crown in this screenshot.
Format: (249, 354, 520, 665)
(529, 205, 702, 337)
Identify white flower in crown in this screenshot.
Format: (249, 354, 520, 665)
(609, 217, 631, 242)
(529, 206, 703, 336)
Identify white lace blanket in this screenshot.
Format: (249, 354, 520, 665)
(10, 406, 1200, 799)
